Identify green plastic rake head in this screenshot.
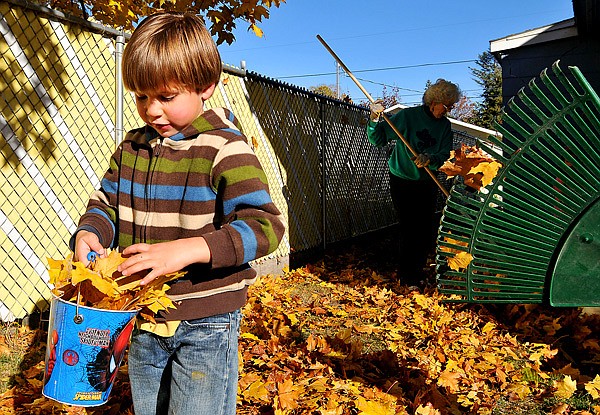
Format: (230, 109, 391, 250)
(436, 61, 600, 306)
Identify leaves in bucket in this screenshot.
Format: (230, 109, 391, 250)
(47, 251, 185, 323)
(439, 144, 502, 190)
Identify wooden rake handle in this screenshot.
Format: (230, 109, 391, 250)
(316, 34, 449, 197)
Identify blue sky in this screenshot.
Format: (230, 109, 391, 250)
(218, 0, 575, 106)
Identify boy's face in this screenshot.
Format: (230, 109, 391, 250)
(134, 84, 213, 138)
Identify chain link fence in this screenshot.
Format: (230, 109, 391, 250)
(0, 0, 484, 321)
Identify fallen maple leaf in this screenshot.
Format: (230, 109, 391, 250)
(276, 378, 302, 410)
(416, 403, 442, 415)
(243, 379, 270, 403)
(585, 375, 600, 399)
(551, 402, 570, 414)
(555, 375, 577, 399)
(356, 396, 395, 415)
(438, 370, 461, 393)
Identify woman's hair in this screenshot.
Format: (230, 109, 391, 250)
(422, 79, 461, 106)
(122, 13, 222, 93)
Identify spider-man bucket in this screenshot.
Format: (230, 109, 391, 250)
(42, 296, 137, 406)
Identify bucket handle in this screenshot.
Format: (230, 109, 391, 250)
(73, 251, 98, 324)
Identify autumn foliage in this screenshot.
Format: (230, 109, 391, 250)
(1, 233, 600, 414)
(46, 0, 285, 45)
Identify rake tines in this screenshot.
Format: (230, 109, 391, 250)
(436, 61, 600, 305)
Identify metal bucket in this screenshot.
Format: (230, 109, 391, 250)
(42, 296, 137, 406)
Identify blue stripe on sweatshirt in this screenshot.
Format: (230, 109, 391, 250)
(102, 178, 217, 202)
(230, 221, 258, 263)
(223, 190, 272, 216)
(222, 127, 242, 136)
(101, 177, 118, 195)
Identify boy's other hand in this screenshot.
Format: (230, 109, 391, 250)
(118, 237, 211, 286)
(74, 231, 105, 266)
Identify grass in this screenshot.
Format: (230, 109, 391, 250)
(0, 322, 31, 393)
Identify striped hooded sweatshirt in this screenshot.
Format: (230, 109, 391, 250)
(71, 108, 285, 322)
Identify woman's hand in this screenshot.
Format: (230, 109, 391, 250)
(369, 99, 385, 121)
(412, 153, 431, 168)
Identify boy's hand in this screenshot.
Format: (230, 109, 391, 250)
(118, 237, 211, 286)
(74, 231, 106, 266)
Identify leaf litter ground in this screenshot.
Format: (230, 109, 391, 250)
(2, 226, 600, 415)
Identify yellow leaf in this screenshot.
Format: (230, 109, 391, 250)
(240, 332, 260, 341)
(440, 235, 469, 254)
(555, 375, 577, 399)
(251, 23, 264, 37)
(447, 252, 473, 271)
(117, 279, 141, 292)
(586, 375, 600, 399)
(506, 383, 531, 399)
(467, 160, 502, 188)
(71, 262, 119, 297)
(414, 293, 430, 308)
(145, 295, 175, 314)
(47, 257, 67, 285)
(437, 370, 461, 393)
(482, 321, 496, 334)
(244, 379, 270, 402)
(277, 378, 302, 410)
(93, 250, 123, 277)
(356, 396, 394, 415)
(354, 324, 379, 334)
(416, 403, 441, 415)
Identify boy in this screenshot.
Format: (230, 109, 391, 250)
(71, 12, 285, 415)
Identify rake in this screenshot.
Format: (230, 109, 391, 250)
(436, 61, 600, 306)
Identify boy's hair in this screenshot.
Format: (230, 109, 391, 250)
(122, 13, 222, 93)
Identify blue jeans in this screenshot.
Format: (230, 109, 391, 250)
(128, 310, 241, 415)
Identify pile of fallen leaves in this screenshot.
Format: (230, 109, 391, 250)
(1, 231, 600, 414)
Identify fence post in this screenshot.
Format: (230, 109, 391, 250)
(320, 98, 327, 250)
(115, 33, 125, 146)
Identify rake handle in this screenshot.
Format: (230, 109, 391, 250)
(316, 34, 449, 198)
